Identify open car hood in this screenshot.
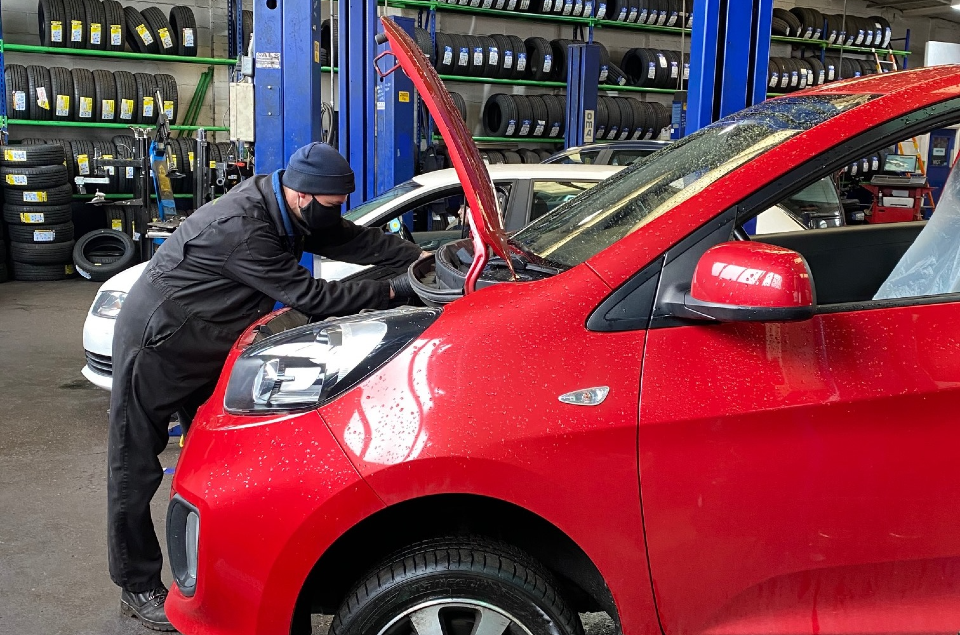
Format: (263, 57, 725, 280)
(378, 17, 515, 291)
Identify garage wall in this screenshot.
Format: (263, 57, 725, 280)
(1, 0, 232, 142)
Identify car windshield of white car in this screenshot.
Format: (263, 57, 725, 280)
(344, 180, 423, 222)
(510, 94, 874, 269)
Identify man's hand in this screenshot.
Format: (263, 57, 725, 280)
(390, 274, 416, 301)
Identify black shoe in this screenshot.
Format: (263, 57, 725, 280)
(120, 586, 177, 632)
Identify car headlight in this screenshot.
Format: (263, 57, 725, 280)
(224, 307, 441, 414)
(90, 291, 127, 319)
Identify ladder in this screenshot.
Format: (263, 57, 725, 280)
(873, 50, 899, 73)
(898, 136, 937, 210)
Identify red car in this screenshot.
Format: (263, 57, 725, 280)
(165, 20, 960, 635)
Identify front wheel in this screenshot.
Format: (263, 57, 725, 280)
(331, 537, 584, 635)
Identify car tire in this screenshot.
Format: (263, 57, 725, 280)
(3, 203, 73, 225)
(93, 69, 118, 122)
(5, 64, 30, 120)
(1, 165, 70, 189)
(513, 95, 534, 137)
(113, 70, 137, 124)
(73, 229, 137, 282)
(26, 65, 54, 121)
(482, 93, 520, 137)
(628, 98, 647, 139)
(62, 0, 86, 49)
(524, 37, 553, 81)
(125, 6, 159, 54)
(7, 221, 74, 245)
(4, 182, 73, 206)
(72, 67, 97, 121)
(320, 19, 338, 67)
(49, 66, 75, 120)
(11, 261, 78, 281)
(70, 139, 95, 185)
(10, 240, 75, 265)
(170, 6, 198, 56)
(141, 7, 177, 54)
(540, 94, 565, 138)
(38, 0, 68, 47)
(134, 72, 158, 124)
(102, 0, 125, 51)
(80, 0, 106, 50)
(330, 538, 583, 635)
(155, 74, 179, 124)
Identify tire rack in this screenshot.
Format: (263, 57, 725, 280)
(335, 0, 693, 175)
(766, 25, 910, 98)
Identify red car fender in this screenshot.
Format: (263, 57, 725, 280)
(317, 265, 662, 635)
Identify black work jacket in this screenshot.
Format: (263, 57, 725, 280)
(144, 173, 422, 338)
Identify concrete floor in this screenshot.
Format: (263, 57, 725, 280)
(0, 280, 616, 635)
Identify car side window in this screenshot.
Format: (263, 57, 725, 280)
(530, 180, 602, 222)
(750, 175, 843, 236)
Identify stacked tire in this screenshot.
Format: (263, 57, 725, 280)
(36, 0, 198, 56)
(1, 144, 78, 281)
(591, 0, 692, 27)
(3, 66, 179, 125)
(767, 55, 879, 93)
(483, 93, 670, 140)
(620, 48, 690, 89)
(771, 8, 891, 49)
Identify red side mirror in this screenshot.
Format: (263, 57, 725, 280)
(670, 242, 816, 322)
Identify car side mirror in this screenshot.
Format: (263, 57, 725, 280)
(667, 242, 816, 322)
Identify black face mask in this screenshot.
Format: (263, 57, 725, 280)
(297, 198, 342, 230)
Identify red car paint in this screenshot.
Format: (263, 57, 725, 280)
(165, 28, 960, 635)
(691, 242, 814, 308)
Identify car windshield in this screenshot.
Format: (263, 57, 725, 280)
(511, 94, 874, 269)
(344, 180, 422, 222)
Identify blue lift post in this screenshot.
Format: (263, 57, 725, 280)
(375, 17, 416, 198)
(565, 43, 600, 148)
(686, 0, 772, 133)
(339, 0, 380, 206)
(253, 0, 286, 173)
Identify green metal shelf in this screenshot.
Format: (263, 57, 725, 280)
(440, 74, 566, 88)
(0, 42, 237, 65)
(434, 134, 564, 144)
(7, 119, 229, 131)
(380, 0, 691, 33)
(321, 66, 338, 72)
(770, 35, 909, 56)
(439, 73, 679, 94)
(73, 193, 195, 199)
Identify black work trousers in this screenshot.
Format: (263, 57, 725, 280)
(107, 277, 234, 592)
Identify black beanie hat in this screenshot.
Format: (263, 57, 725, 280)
(281, 142, 356, 195)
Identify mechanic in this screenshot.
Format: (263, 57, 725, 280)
(107, 142, 424, 631)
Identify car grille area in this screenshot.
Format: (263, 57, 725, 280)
(85, 351, 113, 377)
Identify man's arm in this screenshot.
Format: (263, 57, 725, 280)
(222, 218, 393, 317)
(304, 217, 423, 269)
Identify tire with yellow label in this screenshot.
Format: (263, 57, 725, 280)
(4, 183, 74, 206)
(134, 72, 158, 124)
(0, 165, 70, 190)
(0, 143, 65, 167)
(155, 74, 179, 124)
(10, 241, 76, 265)
(3, 204, 74, 225)
(38, 0, 68, 48)
(113, 70, 138, 125)
(92, 70, 117, 123)
(169, 6, 198, 56)
(8, 222, 75, 244)
(80, 0, 106, 50)
(49, 66, 75, 120)
(141, 7, 177, 55)
(124, 6, 159, 54)
(61, 0, 86, 49)
(26, 65, 54, 121)
(102, 0, 125, 52)
(71, 68, 96, 122)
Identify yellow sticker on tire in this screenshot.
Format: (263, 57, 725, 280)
(23, 191, 48, 203)
(79, 96, 94, 118)
(20, 212, 45, 223)
(4, 149, 27, 161)
(158, 27, 174, 49)
(5, 174, 28, 185)
(56, 94, 71, 117)
(111, 24, 122, 46)
(120, 99, 134, 120)
(136, 24, 154, 45)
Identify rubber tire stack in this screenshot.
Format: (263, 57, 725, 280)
(1, 144, 78, 281)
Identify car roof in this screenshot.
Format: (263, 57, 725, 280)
(409, 163, 623, 187)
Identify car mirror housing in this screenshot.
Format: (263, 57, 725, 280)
(668, 242, 816, 323)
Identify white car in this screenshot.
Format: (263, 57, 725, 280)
(81, 164, 625, 389)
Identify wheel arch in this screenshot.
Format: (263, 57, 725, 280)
(293, 493, 618, 624)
